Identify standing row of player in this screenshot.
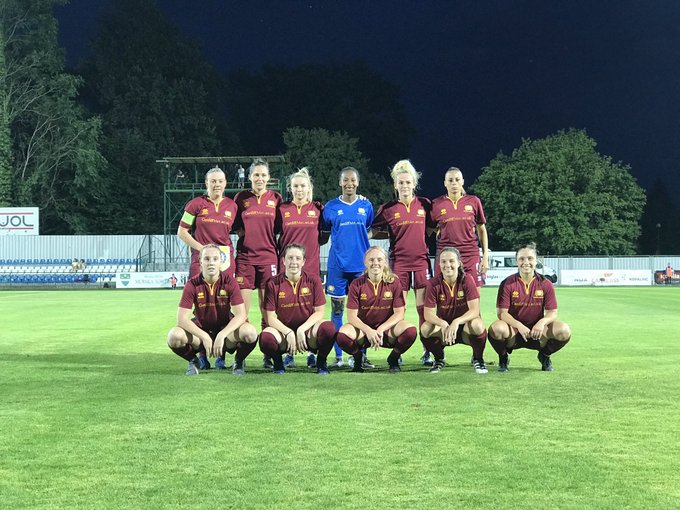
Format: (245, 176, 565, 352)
(171, 159, 571, 374)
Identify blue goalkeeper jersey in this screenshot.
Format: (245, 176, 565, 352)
(323, 196, 374, 273)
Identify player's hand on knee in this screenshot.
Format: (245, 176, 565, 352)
(296, 329, 308, 352)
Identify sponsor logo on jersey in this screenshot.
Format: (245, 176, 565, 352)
(301, 287, 310, 295)
(360, 292, 367, 300)
(384, 291, 393, 298)
(512, 290, 519, 297)
(464, 205, 473, 212)
(308, 210, 316, 216)
(219, 289, 227, 296)
(244, 201, 251, 208)
(417, 209, 425, 216)
(284, 211, 291, 218)
(267, 200, 276, 207)
(278, 291, 286, 298)
(225, 211, 232, 217)
(337, 210, 344, 216)
(358, 208, 366, 215)
(457, 290, 465, 298)
(535, 290, 544, 297)
(394, 212, 401, 219)
(439, 293, 446, 301)
(440, 208, 447, 215)
(201, 208, 209, 216)
(198, 292, 205, 299)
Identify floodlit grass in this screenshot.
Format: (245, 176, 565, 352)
(1, 287, 679, 509)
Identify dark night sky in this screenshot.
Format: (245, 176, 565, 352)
(56, 0, 680, 199)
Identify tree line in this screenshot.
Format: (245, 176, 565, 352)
(1, 0, 677, 254)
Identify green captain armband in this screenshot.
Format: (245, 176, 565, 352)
(181, 211, 195, 226)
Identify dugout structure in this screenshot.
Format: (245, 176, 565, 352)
(157, 155, 286, 270)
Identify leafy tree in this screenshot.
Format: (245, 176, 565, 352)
(80, 0, 237, 233)
(0, 32, 12, 206)
(638, 179, 680, 254)
(1, 0, 106, 232)
(227, 63, 414, 178)
(470, 129, 645, 255)
(282, 127, 393, 205)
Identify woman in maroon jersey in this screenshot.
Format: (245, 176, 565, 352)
(430, 167, 489, 286)
(258, 244, 336, 374)
(177, 166, 237, 279)
(177, 166, 238, 370)
(420, 247, 488, 374)
(371, 159, 433, 364)
(276, 167, 328, 368)
(487, 243, 571, 372)
(233, 158, 283, 320)
(167, 245, 258, 376)
(336, 246, 418, 372)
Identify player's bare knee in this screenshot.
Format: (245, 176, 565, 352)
(468, 317, 485, 336)
(240, 323, 258, 343)
(167, 327, 185, 348)
(554, 322, 571, 342)
(489, 321, 509, 340)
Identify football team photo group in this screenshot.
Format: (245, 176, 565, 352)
(170, 158, 571, 377)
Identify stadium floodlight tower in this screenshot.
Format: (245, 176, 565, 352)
(157, 155, 286, 271)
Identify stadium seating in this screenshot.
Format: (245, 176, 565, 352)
(0, 257, 140, 287)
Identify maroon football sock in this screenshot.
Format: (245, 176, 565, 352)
(469, 329, 487, 360)
(393, 326, 417, 355)
(487, 333, 508, 357)
(541, 336, 571, 356)
(315, 321, 336, 365)
(336, 332, 361, 356)
(421, 335, 445, 361)
(258, 332, 281, 357)
(170, 344, 196, 362)
(235, 340, 257, 362)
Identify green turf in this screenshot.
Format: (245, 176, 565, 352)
(1, 287, 679, 509)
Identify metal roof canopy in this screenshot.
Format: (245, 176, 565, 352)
(160, 155, 286, 271)
(156, 155, 285, 165)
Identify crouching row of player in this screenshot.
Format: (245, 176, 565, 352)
(168, 243, 571, 376)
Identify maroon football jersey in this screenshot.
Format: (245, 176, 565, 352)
(431, 194, 486, 257)
(424, 273, 479, 323)
(276, 201, 323, 275)
(179, 272, 244, 332)
(264, 271, 326, 330)
(180, 195, 237, 273)
(346, 274, 405, 329)
(372, 196, 431, 271)
(234, 189, 282, 264)
(496, 273, 557, 328)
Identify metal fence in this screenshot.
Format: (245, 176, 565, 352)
(1, 235, 679, 278)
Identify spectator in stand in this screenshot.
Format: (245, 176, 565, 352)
(169, 273, 178, 289)
(666, 263, 674, 285)
(71, 259, 79, 272)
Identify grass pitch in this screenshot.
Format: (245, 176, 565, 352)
(1, 287, 679, 509)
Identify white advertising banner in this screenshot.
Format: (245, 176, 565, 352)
(560, 269, 652, 286)
(0, 207, 39, 235)
(116, 271, 189, 289)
